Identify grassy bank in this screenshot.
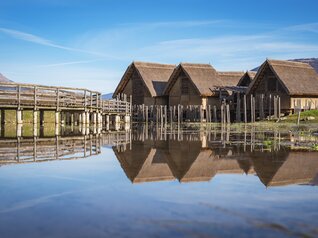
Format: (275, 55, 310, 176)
(280, 110, 318, 123)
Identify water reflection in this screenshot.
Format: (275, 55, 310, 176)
(0, 123, 131, 165)
(1, 123, 318, 188)
(114, 124, 318, 187)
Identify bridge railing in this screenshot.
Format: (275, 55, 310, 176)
(102, 99, 131, 114)
(0, 82, 101, 110)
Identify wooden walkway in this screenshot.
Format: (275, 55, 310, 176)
(0, 82, 131, 124)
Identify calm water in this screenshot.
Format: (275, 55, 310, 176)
(0, 124, 317, 238)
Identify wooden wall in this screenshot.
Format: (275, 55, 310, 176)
(290, 97, 318, 110)
(168, 72, 202, 106)
(252, 64, 291, 110)
(120, 70, 153, 105)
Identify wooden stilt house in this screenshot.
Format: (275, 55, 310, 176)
(247, 59, 318, 112)
(163, 63, 244, 108)
(113, 62, 175, 106)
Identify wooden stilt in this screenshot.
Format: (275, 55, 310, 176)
(243, 95, 247, 123)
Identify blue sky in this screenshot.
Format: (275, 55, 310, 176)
(0, 0, 318, 93)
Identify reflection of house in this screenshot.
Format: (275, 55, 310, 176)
(114, 138, 318, 187)
(252, 150, 318, 187)
(114, 140, 175, 183)
(113, 62, 175, 106)
(167, 139, 218, 182)
(247, 60, 318, 112)
(217, 158, 245, 174)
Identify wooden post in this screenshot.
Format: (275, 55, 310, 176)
(243, 95, 247, 123)
(145, 106, 148, 124)
(297, 110, 301, 125)
(250, 94, 254, 123)
(129, 95, 132, 116)
(253, 96, 256, 122)
(164, 105, 167, 125)
(17, 110, 22, 124)
(268, 94, 272, 120)
(56, 88, 60, 111)
(221, 103, 224, 125)
(142, 104, 145, 122)
(84, 90, 87, 111)
(260, 94, 264, 120)
(170, 106, 173, 123)
(33, 111, 38, 124)
(237, 92, 241, 122)
(278, 96, 281, 120)
(274, 96, 277, 119)
(55, 112, 60, 125)
(34, 86, 37, 111)
(226, 104, 230, 124)
(90, 91, 93, 111)
(213, 105, 217, 122)
(177, 104, 180, 125)
(17, 85, 21, 110)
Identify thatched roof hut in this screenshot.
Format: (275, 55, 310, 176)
(247, 59, 318, 96)
(113, 61, 175, 105)
(237, 71, 257, 87)
(163, 63, 244, 96)
(163, 63, 219, 96)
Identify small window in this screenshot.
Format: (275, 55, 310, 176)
(181, 78, 189, 95)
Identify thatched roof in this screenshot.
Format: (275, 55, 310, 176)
(0, 73, 12, 82)
(247, 59, 318, 96)
(217, 71, 245, 87)
(113, 61, 175, 97)
(163, 63, 219, 96)
(237, 71, 257, 87)
(164, 63, 244, 96)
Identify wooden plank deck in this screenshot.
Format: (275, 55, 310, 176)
(0, 82, 131, 116)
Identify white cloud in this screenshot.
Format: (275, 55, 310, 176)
(284, 23, 318, 33)
(37, 59, 106, 68)
(0, 27, 111, 57)
(119, 20, 226, 29)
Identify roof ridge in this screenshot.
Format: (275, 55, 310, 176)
(180, 63, 213, 68)
(268, 59, 313, 68)
(217, 71, 245, 74)
(217, 71, 244, 74)
(133, 61, 176, 68)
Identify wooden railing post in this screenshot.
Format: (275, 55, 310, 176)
(34, 86, 37, 110)
(84, 90, 87, 111)
(56, 88, 60, 110)
(90, 91, 93, 111)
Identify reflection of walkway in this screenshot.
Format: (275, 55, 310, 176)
(0, 124, 132, 166)
(0, 135, 101, 165)
(114, 137, 318, 187)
